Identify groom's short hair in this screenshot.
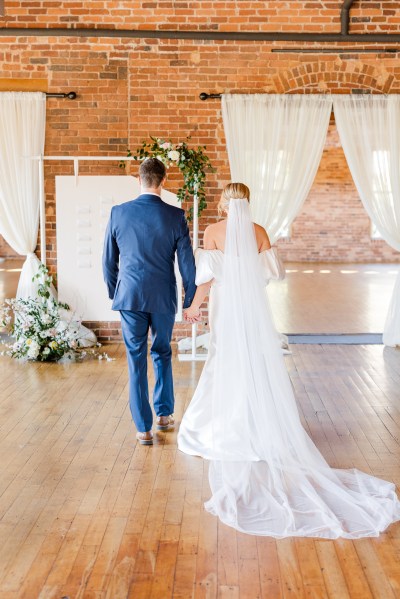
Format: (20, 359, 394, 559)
(139, 158, 166, 188)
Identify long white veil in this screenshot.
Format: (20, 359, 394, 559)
(204, 198, 400, 538)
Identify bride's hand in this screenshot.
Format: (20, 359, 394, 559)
(184, 305, 202, 323)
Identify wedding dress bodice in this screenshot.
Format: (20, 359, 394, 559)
(195, 247, 285, 286)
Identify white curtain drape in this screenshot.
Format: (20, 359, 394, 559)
(222, 94, 332, 243)
(0, 92, 46, 298)
(333, 95, 400, 346)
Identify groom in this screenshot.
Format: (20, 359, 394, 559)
(102, 158, 197, 445)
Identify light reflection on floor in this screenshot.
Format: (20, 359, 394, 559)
(0, 268, 22, 272)
(267, 262, 399, 334)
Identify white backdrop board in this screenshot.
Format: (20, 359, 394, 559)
(56, 176, 183, 322)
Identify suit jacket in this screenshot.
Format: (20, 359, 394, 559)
(102, 193, 196, 314)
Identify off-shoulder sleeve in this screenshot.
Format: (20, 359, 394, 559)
(259, 248, 285, 283)
(195, 249, 214, 285)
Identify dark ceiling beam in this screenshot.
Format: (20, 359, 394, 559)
(0, 27, 399, 43)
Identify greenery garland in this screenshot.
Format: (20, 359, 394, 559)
(120, 137, 213, 220)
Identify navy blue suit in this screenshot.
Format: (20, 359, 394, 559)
(102, 193, 196, 432)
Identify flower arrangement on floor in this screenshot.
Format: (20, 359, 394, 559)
(121, 136, 213, 219)
(0, 264, 112, 363)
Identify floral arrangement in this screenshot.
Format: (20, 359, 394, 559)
(0, 264, 110, 363)
(121, 137, 213, 220)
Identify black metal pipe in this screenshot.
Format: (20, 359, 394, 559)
(271, 48, 398, 54)
(341, 0, 355, 36)
(45, 91, 77, 99)
(1, 27, 400, 43)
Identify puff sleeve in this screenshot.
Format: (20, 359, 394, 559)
(259, 248, 285, 283)
(195, 249, 214, 285)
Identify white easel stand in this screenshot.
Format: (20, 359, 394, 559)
(177, 185, 209, 361)
(177, 329, 209, 361)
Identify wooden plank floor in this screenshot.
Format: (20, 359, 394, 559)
(0, 343, 399, 598)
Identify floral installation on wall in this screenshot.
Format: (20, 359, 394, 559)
(0, 264, 113, 363)
(121, 136, 213, 220)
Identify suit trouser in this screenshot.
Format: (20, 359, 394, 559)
(120, 310, 175, 433)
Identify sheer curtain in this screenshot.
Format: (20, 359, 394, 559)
(221, 94, 332, 243)
(0, 92, 46, 298)
(333, 95, 400, 346)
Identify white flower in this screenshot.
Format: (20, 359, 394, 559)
(41, 313, 51, 325)
(43, 347, 50, 355)
(26, 339, 40, 359)
(160, 142, 171, 150)
(28, 346, 40, 359)
(168, 150, 180, 162)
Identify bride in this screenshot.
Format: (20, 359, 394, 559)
(178, 182, 400, 539)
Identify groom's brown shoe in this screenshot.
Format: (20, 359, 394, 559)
(136, 431, 153, 445)
(156, 415, 175, 431)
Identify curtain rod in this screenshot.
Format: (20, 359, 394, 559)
(46, 92, 77, 99)
(271, 48, 398, 54)
(29, 155, 135, 160)
(199, 91, 377, 100)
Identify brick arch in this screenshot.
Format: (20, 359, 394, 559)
(274, 60, 394, 94)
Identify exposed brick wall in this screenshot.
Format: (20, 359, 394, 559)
(1, 1, 400, 340)
(0, 1, 399, 33)
(277, 122, 400, 263)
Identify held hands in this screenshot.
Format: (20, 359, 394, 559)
(184, 304, 202, 323)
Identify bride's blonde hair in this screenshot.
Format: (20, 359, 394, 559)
(218, 182, 250, 217)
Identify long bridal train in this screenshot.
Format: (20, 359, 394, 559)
(177, 199, 400, 539)
(204, 461, 400, 539)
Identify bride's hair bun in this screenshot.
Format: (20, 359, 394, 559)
(218, 182, 250, 216)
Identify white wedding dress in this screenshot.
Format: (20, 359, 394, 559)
(177, 199, 400, 539)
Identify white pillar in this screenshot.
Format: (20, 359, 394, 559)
(38, 155, 46, 265)
(191, 186, 199, 359)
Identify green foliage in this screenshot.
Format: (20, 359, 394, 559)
(0, 264, 102, 362)
(120, 137, 214, 220)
